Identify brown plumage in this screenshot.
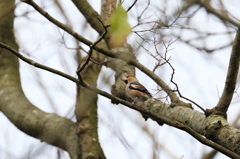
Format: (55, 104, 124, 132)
(121, 75, 152, 102)
(121, 75, 163, 126)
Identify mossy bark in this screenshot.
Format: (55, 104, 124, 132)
(75, 44, 106, 159)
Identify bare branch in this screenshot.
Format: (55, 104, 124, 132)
(76, 18, 108, 74)
(174, 121, 239, 159)
(71, 0, 110, 39)
(137, 0, 150, 23)
(174, 34, 232, 53)
(168, 61, 205, 112)
(126, 0, 138, 12)
(20, 0, 181, 103)
(197, 0, 240, 28)
(212, 28, 240, 116)
(152, 38, 203, 111)
(20, 0, 97, 49)
(0, 42, 78, 83)
(1, 42, 240, 157)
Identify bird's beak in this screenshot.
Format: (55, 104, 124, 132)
(121, 77, 127, 81)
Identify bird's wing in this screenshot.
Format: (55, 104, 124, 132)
(129, 81, 152, 96)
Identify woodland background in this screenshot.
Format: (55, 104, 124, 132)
(0, 0, 240, 159)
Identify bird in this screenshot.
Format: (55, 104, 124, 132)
(121, 75, 163, 126)
(121, 75, 152, 105)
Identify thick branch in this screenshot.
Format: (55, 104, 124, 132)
(0, 1, 80, 157)
(71, 0, 111, 49)
(75, 47, 106, 158)
(71, 0, 108, 37)
(213, 28, 240, 115)
(0, 96, 80, 158)
(1, 43, 240, 158)
(74, 19, 108, 159)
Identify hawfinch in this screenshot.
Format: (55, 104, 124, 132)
(121, 75, 163, 125)
(121, 75, 152, 103)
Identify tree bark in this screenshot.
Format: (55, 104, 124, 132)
(0, 1, 81, 158)
(75, 44, 107, 159)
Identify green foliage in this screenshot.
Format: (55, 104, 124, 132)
(109, 4, 131, 47)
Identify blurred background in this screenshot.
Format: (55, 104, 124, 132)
(0, 0, 240, 158)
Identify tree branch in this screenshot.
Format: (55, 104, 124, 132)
(0, 0, 81, 157)
(212, 28, 240, 116)
(173, 121, 239, 159)
(76, 18, 108, 74)
(73, 5, 109, 158)
(126, 0, 138, 12)
(0, 42, 79, 83)
(1, 42, 240, 157)
(196, 0, 240, 28)
(0, 47, 81, 159)
(71, 0, 105, 35)
(71, 0, 111, 48)
(19, 0, 181, 105)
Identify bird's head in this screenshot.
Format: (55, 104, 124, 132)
(121, 75, 137, 84)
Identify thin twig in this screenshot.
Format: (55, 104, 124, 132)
(20, 0, 99, 51)
(126, 0, 138, 12)
(138, 0, 150, 23)
(76, 18, 108, 75)
(167, 60, 206, 113)
(174, 34, 232, 53)
(197, 1, 240, 28)
(153, 38, 206, 113)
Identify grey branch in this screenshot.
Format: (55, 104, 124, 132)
(213, 28, 240, 116)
